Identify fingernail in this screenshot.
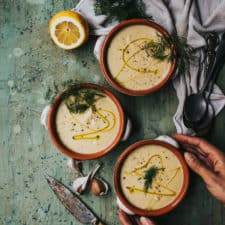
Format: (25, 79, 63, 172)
(184, 152, 196, 161)
(140, 217, 155, 225)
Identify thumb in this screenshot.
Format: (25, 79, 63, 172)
(118, 210, 132, 225)
(140, 217, 156, 225)
(184, 152, 215, 183)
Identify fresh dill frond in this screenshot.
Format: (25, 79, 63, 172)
(143, 166, 164, 192)
(94, 0, 150, 22)
(141, 33, 195, 75)
(169, 34, 195, 75)
(44, 79, 74, 103)
(64, 89, 105, 114)
(142, 34, 172, 61)
(45, 87, 53, 101)
(61, 79, 74, 88)
(44, 79, 105, 113)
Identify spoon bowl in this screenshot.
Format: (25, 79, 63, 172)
(184, 101, 214, 135)
(183, 93, 208, 123)
(194, 103, 214, 135)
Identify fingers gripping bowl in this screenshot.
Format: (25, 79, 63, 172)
(114, 140, 189, 216)
(47, 83, 125, 160)
(100, 19, 176, 96)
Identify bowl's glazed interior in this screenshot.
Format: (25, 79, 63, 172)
(114, 140, 189, 216)
(100, 19, 176, 96)
(47, 83, 125, 160)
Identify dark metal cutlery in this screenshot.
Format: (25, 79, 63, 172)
(183, 32, 225, 134)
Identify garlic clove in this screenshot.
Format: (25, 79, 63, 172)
(72, 163, 101, 195)
(72, 176, 89, 195)
(90, 177, 109, 196)
(67, 158, 83, 176)
(89, 163, 101, 179)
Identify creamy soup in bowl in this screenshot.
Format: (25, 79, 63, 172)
(114, 140, 189, 216)
(100, 19, 176, 96)
(47, 83, 125, 160)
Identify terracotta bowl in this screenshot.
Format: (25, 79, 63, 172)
(114, 139, 189, 216)
(47, 83, 125, 160)
(100, 19, 176, 96)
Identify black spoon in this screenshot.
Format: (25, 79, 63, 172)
(183, 33, 219, 125)
(183, 32, 225, 129)
(194, 33, 225, 135)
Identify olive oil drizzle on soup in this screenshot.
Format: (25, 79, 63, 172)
(120, 145, 184, 210)
(55, 89, 120, 154)
(107, 25, 172, 91)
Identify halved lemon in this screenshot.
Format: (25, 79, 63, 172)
(49, 11, 89, 50)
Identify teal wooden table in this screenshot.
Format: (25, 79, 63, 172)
(1, 1, 225, 225)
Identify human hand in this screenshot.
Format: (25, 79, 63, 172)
(173, 134, 225, 206)
(118, 209, 156, 225)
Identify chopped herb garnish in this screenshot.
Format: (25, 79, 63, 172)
(44, 79, 105, 114)
(143, 166, 164, 192)
(141, 34, 172, 61)
(94, 0, 150, 22)
(64, 89, 105, 114)
(141, 33, 195, 75)
(44, 79, 74, 103)
(45, 87, 53, 101)
(169, 34, 195, 75)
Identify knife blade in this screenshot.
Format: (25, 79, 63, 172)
(45, 174, 104, 225)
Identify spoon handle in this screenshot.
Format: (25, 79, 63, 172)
(200, 53, 216, 94)
(205, 32, 225, 99)
(200, 33, 218, 93)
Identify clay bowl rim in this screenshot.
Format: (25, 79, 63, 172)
(114, 139, 190, 216)
(100, 18, 176, 96)
(47, 83, 125, 160)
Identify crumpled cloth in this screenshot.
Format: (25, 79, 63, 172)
(74, 0, 225, 135)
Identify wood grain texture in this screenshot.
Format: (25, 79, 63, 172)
(0, 0, 225, 225)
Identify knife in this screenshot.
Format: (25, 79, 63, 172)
(46, 174, 105, 225)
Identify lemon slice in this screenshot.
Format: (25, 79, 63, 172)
(49, 11, 89, 50)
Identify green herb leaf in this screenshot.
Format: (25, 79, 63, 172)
(44, 79, 105, 114)
(169, 34, 196, 75)
(64, 89, 105, 114)
(94, 0, 150, 22)
(141, 33, 195, 75)
(141, 34, 172, 61)
(143, 166, 164, 192)
(45, 87, 53, 101)
(44, 79, 74, 102)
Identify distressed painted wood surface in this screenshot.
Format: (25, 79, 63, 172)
(0, 1, 225, 225)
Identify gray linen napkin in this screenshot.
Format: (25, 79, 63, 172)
(75, 0, 225, 135)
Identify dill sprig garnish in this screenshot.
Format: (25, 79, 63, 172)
(64, 89, 105, 114)
(141, 34, 172, 61)
(44, 80, 105, 114)
(141, 33, 195, 75)
(169, 34, 195, 75)
(94, 0, 149, 22)
(45, 79, 74, 103)
(143, 166, 164, 192)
